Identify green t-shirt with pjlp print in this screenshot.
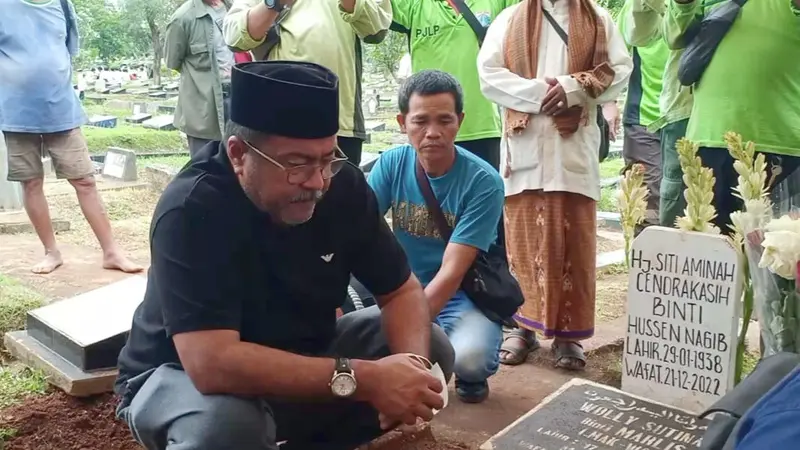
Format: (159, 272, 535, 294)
(391, 0, 519, 142)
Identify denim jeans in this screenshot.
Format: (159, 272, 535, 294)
(435, 291, 503, 394)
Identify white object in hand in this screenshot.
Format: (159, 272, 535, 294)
(431, 363, 448, 414)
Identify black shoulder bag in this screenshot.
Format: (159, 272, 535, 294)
(449, 0, 488, 46)
(542, 8, 611, 163)
(677, 0, 748, 86)
(257, 8, 292, 60)
(414, 160, 524, 327)
(58, 0, 73, 45)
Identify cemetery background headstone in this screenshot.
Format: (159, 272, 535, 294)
(481, 378, 708, 450)
(88, 115, 118, 128)
(142, 115, 176, 131)
(101, 147, 138, 181)
(622, 226, 742, 413)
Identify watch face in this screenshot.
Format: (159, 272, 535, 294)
(265, 0, 276, 8)
(331, 373, 357, 397)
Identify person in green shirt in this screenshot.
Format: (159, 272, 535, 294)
(389, 0, 518, 170)
(625, 0, 694, 228)
(618, 0, 670, 229)
(666, 0, 800, 232)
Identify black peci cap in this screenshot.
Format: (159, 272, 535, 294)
(230, 61, 339, 139)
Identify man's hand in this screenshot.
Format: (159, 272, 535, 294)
(602, 101, 621, 141)
(541, 77, 568, 116)
(357, 354, 444, 428)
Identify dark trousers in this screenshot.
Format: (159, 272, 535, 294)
(338, 136, 363, 167)
(455, 137, 505, 249)
(187, 136, 213, 157)
(699, 147, 800, 234)
(116, 307, 455, 450)
(456, 137, 501, 170)
(623, 123, 662, 226)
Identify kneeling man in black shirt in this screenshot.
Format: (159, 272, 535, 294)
(114, 61, 455, 450)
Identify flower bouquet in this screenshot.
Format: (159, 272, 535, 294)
(742, 215, 800, 355)
(726, 132, 800, 356)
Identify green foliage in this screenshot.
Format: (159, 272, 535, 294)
(83, 125, 186, 154)
(597, 0, 626, 18)
(598, 186, 618, 212)
(72, 0, 151, 66)
(365, 32, 408, 80)
(0, 276, 44, 356)
(0, 365, 49, 410)
(122, 0, 185, 84)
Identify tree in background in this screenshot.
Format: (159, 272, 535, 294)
(123, 0, 182, 86)
(72, 0, 151, 67)
(365, 31, 407, 80)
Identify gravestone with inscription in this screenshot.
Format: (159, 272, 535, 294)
(623, 226, 742, 413)
(481, 378, 708, 450)
(101, 147, 137, 181)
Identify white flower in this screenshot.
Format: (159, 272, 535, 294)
(766, 215, 800, 234)
(758, 229, 800, 279)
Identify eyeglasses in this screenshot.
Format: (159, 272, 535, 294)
(242, 140, 350, 185)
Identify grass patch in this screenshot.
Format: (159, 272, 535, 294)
(600, 157, 625, 178)
(0, 276, 44, 357)
(597, 187, 618, 212)
(83, 125, 186, 154)
(741, 350, 760, 378)
(0, 364, 48, 410)
(139, 154, 190, 170)
(0, 426, 17, 441)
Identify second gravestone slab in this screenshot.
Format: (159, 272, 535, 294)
(623, 226, 742, 413)
(481, 378, 708, 450)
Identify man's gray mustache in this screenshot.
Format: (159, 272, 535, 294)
(290, 191, 323, 203)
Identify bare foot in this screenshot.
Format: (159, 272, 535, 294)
(102, 252, 144, 273)
(31, 251, 63, 274)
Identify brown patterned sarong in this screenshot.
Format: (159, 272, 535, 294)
(505, 190, 597, 340)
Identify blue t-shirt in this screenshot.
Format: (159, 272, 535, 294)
(367, 145, 505, 286)
(735, 366, 800, 449)
(0, 0, 86, 133)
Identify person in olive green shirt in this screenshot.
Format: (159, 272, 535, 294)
(622, 0, 692, 228)
(165, 0, 235, 156)
(224, 0, 391, 166)
(618, 0, 670, 228)
(666, 0, 800, 232)
(390, 0, 517, 170)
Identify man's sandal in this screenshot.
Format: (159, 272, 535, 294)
(553, 341, 586, 371)
(499, 329, 540, 366)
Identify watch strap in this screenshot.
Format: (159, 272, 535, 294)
(335, 357, 352, 374)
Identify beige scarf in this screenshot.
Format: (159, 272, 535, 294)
(502, 0, 616, 177)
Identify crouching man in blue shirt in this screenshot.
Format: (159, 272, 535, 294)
(367, 70, 505, 404)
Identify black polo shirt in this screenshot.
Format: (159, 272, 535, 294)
(116, 142, 411, 390)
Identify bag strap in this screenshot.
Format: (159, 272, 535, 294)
(414, 159, 454, 242)
(59, 0, 72, 45)
(449, 0, 487, 47)
(542, 7, 568, 46)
